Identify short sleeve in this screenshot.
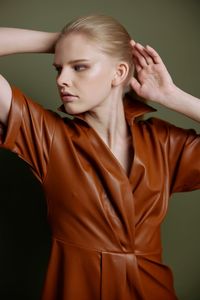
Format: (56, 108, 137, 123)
(151, 118, 200, 193)
(0, 86, 58, 183)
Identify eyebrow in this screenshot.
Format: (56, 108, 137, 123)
(53, 59, 90, 67)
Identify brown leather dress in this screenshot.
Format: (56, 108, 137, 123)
(1, 87, 200, 300)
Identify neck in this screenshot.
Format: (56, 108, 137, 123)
(84, 92, 129, 149)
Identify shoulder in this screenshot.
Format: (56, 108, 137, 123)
(11, 86, 62, 123)
(137, 117, 198, 144)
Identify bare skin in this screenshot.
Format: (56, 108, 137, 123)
(0, 28, 59, 56)
(130, 41, 200, 122)
(0, 29, 200, 176)
(0, 28, 59, 124)
(54, 34, 132, 175)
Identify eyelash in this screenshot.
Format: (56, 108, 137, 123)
(73, 64, 87, 71)
(54, 64, 88, 74)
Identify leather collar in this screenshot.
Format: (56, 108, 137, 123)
(57, 91, 156, 125)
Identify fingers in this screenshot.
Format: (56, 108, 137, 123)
(129, 77, 141, 95)
(132, 57, 142, 73)
(130, 41, 163, 67)
(130, 40, 136, 47)
(134, 43, 154, 66)
(145, 45, 163, 64)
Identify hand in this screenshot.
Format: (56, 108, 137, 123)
(130, 41, 175, 104)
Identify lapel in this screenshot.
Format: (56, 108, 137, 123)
(57, 93, 156, 248)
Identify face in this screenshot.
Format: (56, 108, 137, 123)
(53, 34, 119, 115)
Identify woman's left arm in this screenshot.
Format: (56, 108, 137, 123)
(130, 41, 200, 122)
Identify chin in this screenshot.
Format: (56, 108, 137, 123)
(63, 103, 88, 115)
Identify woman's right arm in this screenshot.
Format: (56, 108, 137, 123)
(0, 28, 60, 56)
(0, 28, 60, 125)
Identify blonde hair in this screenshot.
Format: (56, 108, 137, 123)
(58, 14, 134, 85)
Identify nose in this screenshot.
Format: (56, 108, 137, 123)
(56, 69, 72, 88)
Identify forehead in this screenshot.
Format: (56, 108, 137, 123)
(54, 34, 104, 63)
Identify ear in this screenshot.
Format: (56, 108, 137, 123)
(112, 62, 129, 87)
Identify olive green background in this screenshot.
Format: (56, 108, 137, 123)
(0, 0, 200, 299)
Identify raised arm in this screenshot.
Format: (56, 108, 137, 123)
(0, 28, 60, 125)
(0, 74, 12, 125)
(0, 28, 59, 56)
(130, 41, 200, 123)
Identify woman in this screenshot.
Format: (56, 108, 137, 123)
(0, 14, 200, 300)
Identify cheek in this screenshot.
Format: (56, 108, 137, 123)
(84, 67, 113, 90)
(91, 62, 114, 80)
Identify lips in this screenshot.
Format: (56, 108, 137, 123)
(60, 91, 78, 102)
(61, 91, 76, 97)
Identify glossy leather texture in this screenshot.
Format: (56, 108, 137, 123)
(1, 87, 200, 300)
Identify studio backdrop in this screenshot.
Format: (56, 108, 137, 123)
(0, 0, 200, 299)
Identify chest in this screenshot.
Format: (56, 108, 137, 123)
(111, 136, 134, 177)
(47, 120, 167, 192)
(44, 122, 168, 249)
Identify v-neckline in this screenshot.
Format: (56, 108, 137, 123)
(60, 94, 156, 184)
(87, 123, 135, 184)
